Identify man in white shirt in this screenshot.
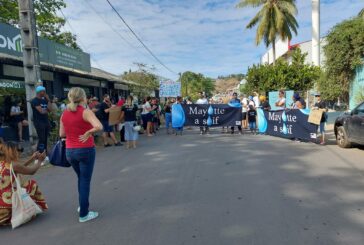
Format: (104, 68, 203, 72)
(196, 92, 209, 135)
(253, 92, 260, 108)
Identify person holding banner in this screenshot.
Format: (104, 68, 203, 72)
(291, 92, 306, 109)
(313, 93, 328, 145)
(196, 92, 209, 135)
(275, 90, 286, 110)
(229, 92, 243, 134)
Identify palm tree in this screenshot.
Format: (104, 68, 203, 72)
(237, 0, 299, 64)
(359, 8, 364, 18)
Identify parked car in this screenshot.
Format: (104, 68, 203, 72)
(334, 102, 364, 148)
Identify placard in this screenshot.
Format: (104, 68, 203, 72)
(159, 80, 181, 97)
(108, 107, 122, 126)
(308, 109, 324, 125)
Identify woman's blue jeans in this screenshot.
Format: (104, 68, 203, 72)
(66, 147, 96, 218)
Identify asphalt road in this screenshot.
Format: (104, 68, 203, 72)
(1, 128, 364, 245)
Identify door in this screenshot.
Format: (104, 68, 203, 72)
(348, 103, 364, 144)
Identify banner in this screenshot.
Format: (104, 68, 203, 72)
(0, 22, 91, 72)
(257, 108, 318, 141)
(159, 80, 181, 97)
(172, 104, 242, 127)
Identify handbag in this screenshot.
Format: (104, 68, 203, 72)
(49, 139, 71, 167)
(10, 164, 42, 229)
(133, 124, 141, 132)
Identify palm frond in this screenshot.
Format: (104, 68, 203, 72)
(359, 8, 364, 18)
(236, 0, 266, 8)
(246, 8, 264, 29)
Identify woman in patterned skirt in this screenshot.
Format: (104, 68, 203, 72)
(0, 141, 48, 225)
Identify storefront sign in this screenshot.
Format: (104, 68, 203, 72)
(0, 22, 91, 72)
(0, 79, 24, 89)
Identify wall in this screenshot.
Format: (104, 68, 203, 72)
(350, 64, 364, 110)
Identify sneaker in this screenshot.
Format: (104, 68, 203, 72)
(79, 211, 99, 223)
(104, 144, 112, 147)
(114, 142, 123, 146)
(231, 131, 234, 135)
(77, 207, 80, 213)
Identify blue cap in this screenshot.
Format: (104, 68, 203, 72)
(293, 92, 300, 101)
(35, 86, 46, 94)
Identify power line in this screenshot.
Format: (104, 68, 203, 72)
(59, 9, 106, 71)
(81, 0, 160, 68)
(105, 0, 177, 75)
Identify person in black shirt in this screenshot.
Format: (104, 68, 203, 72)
(313, 93, 328, 144)
(99, 94, 122, 147)
(120, 96, 139, 149)
(248, 105, 257, 134)
(31, 86, 52, 155)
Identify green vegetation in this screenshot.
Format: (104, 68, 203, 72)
(318, 16, 364, 102)
(122, 63, 159, 99)
(0, 0, 80, 49)
(237, 0, 299, 63)
(242, 48, 320, 94)
(180, 71, 215, 101)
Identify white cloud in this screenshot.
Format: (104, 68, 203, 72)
(62, 0, 363, 79)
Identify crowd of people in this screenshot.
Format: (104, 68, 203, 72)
(0, 85, 328, 227)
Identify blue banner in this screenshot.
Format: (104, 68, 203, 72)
(257, 108, 318, 141)
(172, 104, 242, 127)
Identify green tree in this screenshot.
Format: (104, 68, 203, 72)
(242, 48, 320, 95)
(122, 63, 159, 99)
(0, 0, 80, 49)
(236, 0, 299, 63)
(181, 71, 215, 101)
(319, 17, 364, 102)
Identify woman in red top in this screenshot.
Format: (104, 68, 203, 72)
(60, 87, 102, 223)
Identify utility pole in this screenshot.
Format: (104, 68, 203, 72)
(17, 0, 42, 143)
(312, 0, 320, 66)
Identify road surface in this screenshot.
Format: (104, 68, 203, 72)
(1, 129, 364, 245)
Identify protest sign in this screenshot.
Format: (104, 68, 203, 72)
(172, 104, 242, 127)
(108, 107, 122, 126)
(308, 109, 324, 125)
(257, 108, 318, 142)
(159, 80, 181, 97)
(269, 90, 294, 110)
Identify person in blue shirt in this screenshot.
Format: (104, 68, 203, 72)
(229, 92, 243, 134)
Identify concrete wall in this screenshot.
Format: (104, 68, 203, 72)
(350, 64, 364, 110)
(261, 39, 289, 64)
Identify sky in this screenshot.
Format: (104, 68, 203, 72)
(62, 0, 363, 80)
